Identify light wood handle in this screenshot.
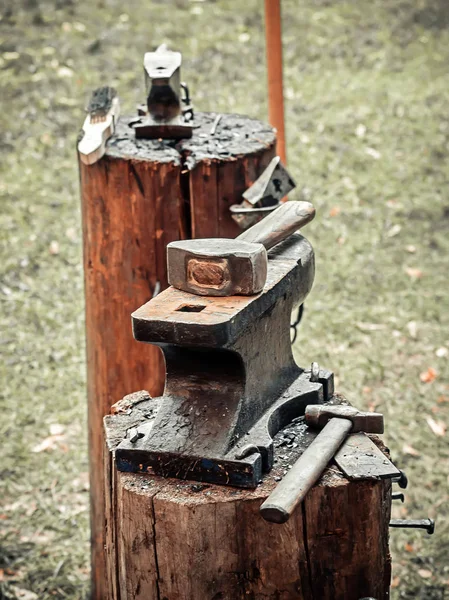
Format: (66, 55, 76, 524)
(260, 417, 352, 524)
(237, 201, 315, 250)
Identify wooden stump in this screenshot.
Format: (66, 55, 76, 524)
(78, 113, 276, 599)
(103, 394, 392, 600)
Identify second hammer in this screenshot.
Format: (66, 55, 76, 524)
(260, 405, 384, 524)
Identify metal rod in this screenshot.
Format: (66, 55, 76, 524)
(389, 518, 435, 534)
(260, 417, 352, 523)
(264, 0, 286, 165)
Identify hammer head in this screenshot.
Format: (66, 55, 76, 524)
(167, 238, 267, 297)
(305, 405, 384, 434)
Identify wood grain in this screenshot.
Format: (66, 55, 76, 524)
(79, 112, 276, 598)
(105, 461, 391, 599)
(79, 145, 181, 599)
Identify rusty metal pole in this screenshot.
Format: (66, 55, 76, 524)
(264, 0, 286, 165)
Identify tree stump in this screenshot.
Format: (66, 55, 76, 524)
(103, 393, 392, 600)
(78, 113, 276, 599)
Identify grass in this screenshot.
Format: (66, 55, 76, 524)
(0, 0, 448, 598)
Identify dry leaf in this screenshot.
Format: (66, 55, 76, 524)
(426, 417, 446, 436)
(11, 589, 38, 600)
(404, 542, 414, 553)
(355, 124, 366, 138)
(387, 224, 401, 237)
(49, 423, 65, 436)
(437, 396, 449, 404)
(417, 569, 432, 579)
(406, 321, 418, 338)
(365, 147, 381, 159)
(436, 346, 448, 358)
(403, 443, 420, 457)
(405, 267, 423, 279)
(391, 576, 400, 588)
(420, 367, 437, 383)
(49, 240, 59, 255)
(65, 227, 77, 242)
(32, 433, 66, 453)
(329, 206, 341, 217)
(356, 322, 386, 332)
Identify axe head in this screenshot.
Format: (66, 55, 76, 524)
(167, 238, 267, 297)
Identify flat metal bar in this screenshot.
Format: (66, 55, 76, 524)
(334, 432, 400, 480)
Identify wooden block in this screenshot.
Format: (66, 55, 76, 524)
(79, 112, 277, 599)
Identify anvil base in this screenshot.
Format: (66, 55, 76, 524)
(109, 367, 333, 488)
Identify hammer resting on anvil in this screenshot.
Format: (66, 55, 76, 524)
(167, 201, 315, 296)
(113, 200, 336, 487)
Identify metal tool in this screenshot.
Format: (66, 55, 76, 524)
(167, 201, 315, 297)
(129, 45, 194, 139)
(260, 405, 385, 523)
(109, 226, 334, 487)
(392, 470, 408, 489)
(230, 156, 296, 229)
(78, 86, 120, 165)
(392, 492, 405, 502)
(389, 518, 435, 534)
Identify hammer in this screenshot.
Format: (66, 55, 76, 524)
(260, 405, 384, 524)
(167, 201, 315, 296)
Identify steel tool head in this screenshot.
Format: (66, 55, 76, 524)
(167, 238, 267, 297)
(167, 202, 315, 297)
(144, 45, 182, 122)
(305, 405, 384, 434)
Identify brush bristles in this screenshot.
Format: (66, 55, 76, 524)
(87, 86, 117, 123)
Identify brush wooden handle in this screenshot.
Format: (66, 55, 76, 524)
(237, 201, 315, 250)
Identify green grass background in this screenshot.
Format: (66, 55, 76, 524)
(0, 0, 448, 598)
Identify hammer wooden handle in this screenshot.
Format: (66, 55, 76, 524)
(237, 201, 315, 251)
(260, 417, 352, 524)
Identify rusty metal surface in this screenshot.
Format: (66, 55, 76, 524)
(242, 156, 295, 207)
(132, 234, 315, 347)
(166, 202, 314, 297)
(111, 234, 335, 487)
(306, 405, 384, 434)
(334, 432, 400, 480)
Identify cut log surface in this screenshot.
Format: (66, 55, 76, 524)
(78, 112, 276, 600)
(104, 393, 392, 600)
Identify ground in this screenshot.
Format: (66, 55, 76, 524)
(0, 0, 448, 598)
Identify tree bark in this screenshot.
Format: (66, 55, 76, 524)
(78, 112, 276, 599)
(105, 451, 391, 600)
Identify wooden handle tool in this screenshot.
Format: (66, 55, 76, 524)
(167, 201, 315, 297)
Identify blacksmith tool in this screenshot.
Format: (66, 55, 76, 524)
(260, 405, 396, 523)
(167, 201, 315, 297)
(112, 204, 335, 487)
(230, 156, 296, 230)
(78, 86, 120, 165)
(130, 44, 194, 139)
(392, 470, 408, 489)
(392, 492, 405, 502)
(389, 518, 435, 534)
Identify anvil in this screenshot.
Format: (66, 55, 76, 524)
(114, 234, 333, 487)
(130, 44, 194, 140)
